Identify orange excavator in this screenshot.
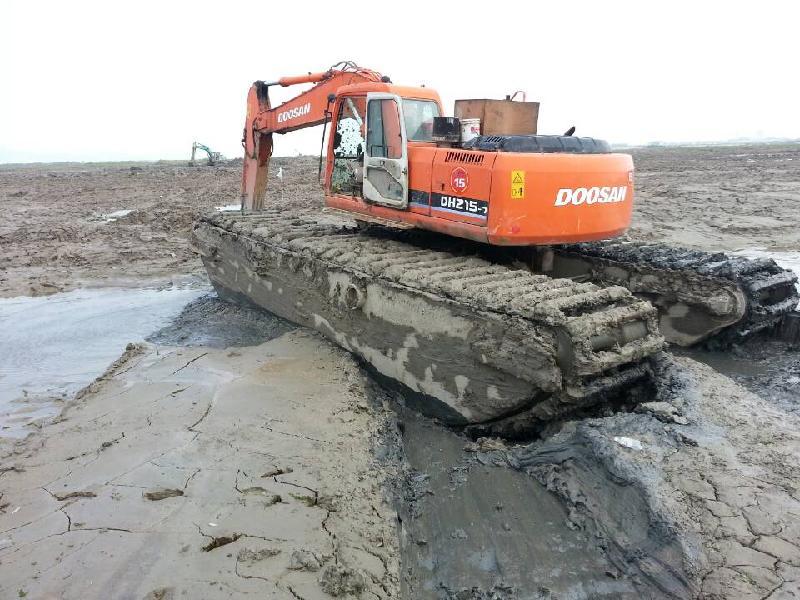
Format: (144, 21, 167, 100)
(242, 61, 633, 248)
(193, 61, 796, 432)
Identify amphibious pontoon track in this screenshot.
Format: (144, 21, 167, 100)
(551, 241, 799, 346)
(193, 210, 664, 434)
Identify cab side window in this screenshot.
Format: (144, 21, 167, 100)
(333, 97, 366, 158)
(367, 99, 402, 159)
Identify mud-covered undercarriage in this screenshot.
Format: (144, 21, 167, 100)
(193, 209, 797, 434)
(547, 241, 798, 346)
(193, 211, 664, 433)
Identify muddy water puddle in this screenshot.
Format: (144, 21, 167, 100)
(0, 290, 296, 437)
(396, 410, 640, 599)
(687, 338, 800, 415)
(0, 286, 206, 436)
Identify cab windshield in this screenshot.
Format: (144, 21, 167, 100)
(402, 99, 440, 141)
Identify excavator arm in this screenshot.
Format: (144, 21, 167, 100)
(241, 62, 384, 210)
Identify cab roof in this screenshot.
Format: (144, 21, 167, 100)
(337, 82, 442, 105)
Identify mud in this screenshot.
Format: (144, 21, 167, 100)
(381, 347, 800, 599)
(0, 331, 402, 599)
(687, 337, 800, 416)
(392, 408, 645, 599)
(507, 354, 800, 599)
(147, 294, 296, 348)
(626, 144, 800, 252)
(6, 286, 796, 600)
(0, 286, 207, 437)
(3, 144, 800, 599)
(0, 157, 316, 299)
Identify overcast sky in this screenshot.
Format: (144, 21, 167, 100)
(2, 1, 798, 163)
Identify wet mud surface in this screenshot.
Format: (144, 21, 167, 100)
(0, 157, 315, 298)
(383, 348, 800, 599)
(6, 286, 799, 598)
(626, 144, 800, 252)
(686, 337, 800, 416)
(147, 294, 296, 348)
(0, 286, 207, 437)
(0, 325, 403, 599)
(392, 409, 644, 599)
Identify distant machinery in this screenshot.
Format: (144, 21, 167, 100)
(189, 142, 224, 166)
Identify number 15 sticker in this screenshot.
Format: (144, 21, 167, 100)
(451, 167, 469, 194)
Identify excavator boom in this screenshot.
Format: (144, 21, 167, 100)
(241, 62, 384, 209)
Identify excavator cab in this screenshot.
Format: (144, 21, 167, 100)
(361, 93, 409, 208)
(328, 90, 444, 211)
(325, 85, 443, 217)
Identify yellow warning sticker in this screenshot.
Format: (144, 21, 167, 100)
(511, 170, 525, 199)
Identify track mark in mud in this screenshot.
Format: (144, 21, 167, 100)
(53, 490, 96, 501)
(202, 533, 242, 552)
(170, 352, 208, 375)
(144, 488, 184, 501)
(0, 466, 25, 478)
(261, 466, 293, 478)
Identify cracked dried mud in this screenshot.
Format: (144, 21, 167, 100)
(1, 333, 401, 599)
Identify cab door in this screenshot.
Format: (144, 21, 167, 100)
(363, 93, 409, 209)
